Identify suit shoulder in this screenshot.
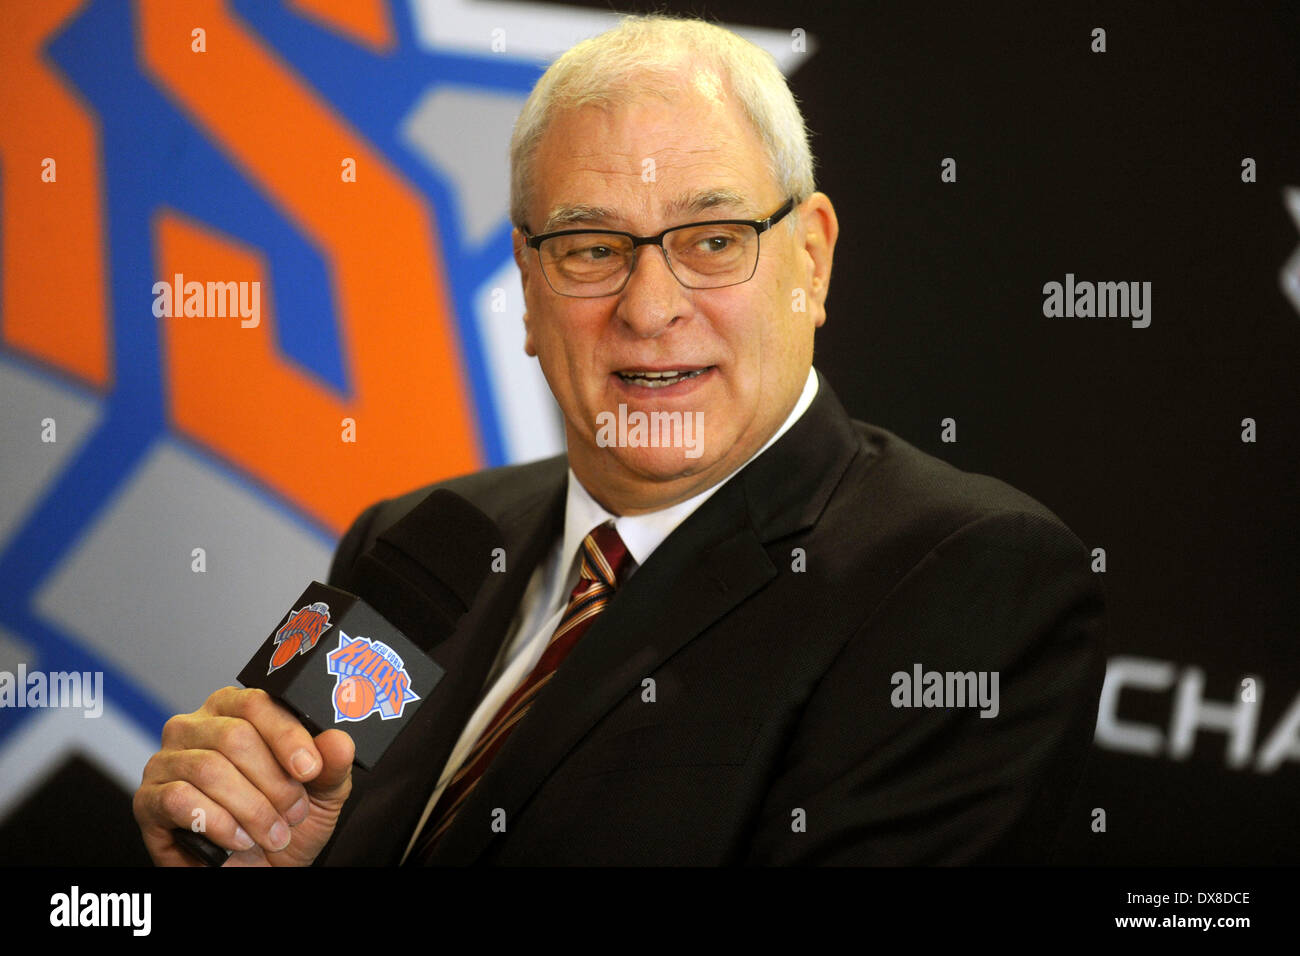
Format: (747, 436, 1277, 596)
(840, 420, 1087, 557)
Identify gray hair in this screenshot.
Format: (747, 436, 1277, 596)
(509, 14, 816, 229)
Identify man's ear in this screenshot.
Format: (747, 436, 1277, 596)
(522, 307, 536, 357)
(514, 228, 538, 357)
(798, 193, 839, 328)
(512, 227, 529, 275)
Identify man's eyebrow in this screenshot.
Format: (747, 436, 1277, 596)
(665, 187, 750, 218)
(537, 188, 752, 234)
(539, 203, 620, 232)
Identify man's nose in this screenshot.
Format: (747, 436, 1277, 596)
(613, 244, 691, 337)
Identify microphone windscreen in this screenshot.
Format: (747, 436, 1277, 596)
(348, 489, 505, 652)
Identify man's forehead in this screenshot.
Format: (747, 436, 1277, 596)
(538, 186, 754, 233)
(524, 75, 775, 231)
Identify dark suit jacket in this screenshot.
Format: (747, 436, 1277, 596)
(316, 370, 1107, 865)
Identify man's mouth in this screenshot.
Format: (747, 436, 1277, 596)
(614, 367, 713, 389)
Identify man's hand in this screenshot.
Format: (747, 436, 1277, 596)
(133, 687, 354, 866)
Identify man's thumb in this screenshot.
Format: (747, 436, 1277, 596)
(307, 729, 354, 803)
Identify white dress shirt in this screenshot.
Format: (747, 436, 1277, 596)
(401, 367, 820, 861)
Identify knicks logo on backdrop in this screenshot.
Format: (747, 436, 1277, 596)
(326, 633, 419, 722)
(0, 0, 574, 747)
(0, 0, 780, 815)
(267, 602, 333, 674)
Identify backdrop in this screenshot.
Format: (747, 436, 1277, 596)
(0, 0, 1295, 865)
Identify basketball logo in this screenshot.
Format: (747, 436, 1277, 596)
(334, 675, 377, 720)
(268, 602, 333, 675)
(325, 632, 420, 722)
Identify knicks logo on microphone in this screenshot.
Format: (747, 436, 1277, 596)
(267, 602, 333, 675)
(325, 634, 420, 723)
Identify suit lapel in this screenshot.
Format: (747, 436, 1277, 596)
(321, 462, 567, 865)
(428, 369, 864, 865)
(428, 473, 775, 864)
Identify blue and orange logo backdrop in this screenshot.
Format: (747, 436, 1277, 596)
(0, 0, 796, 826)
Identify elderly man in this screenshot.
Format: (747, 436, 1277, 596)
(134, 15, 1106, 866)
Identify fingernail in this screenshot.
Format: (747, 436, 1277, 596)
(269, 821, 290, 851)
(286, 797, 309, 826)
(290, 749, 317, 777)
(233, 827, 254, 851)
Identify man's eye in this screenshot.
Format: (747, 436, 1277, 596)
(569, 244, 614, 260)
(695, 235, 732, 253)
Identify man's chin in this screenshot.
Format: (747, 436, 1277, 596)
(587, 401, 715, 477)
(606, 446, 713, 483)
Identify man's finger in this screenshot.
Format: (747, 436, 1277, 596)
(210, 687, 323, 784)
(159, 714, 309, 826)
(306, 729, 354, 805)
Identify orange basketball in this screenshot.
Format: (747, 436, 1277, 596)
(335, 676, 376, 719)
(269, 635, 301, 670)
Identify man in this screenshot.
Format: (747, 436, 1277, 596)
(134, 15, 1106, 865)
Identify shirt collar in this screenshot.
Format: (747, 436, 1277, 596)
(562, 366, 820, 574)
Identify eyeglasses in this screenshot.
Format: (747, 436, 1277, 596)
(521, 198, 797, 298)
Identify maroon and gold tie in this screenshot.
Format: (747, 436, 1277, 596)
(409, 522, 632, 863)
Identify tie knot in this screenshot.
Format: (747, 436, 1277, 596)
(580, 522, 632, 589)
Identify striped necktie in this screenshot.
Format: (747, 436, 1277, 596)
(409, 521, 632, 863)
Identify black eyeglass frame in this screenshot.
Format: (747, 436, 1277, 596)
(520, 197, 798, 297)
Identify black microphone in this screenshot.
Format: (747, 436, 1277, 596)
(171, 489, 504, 866)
